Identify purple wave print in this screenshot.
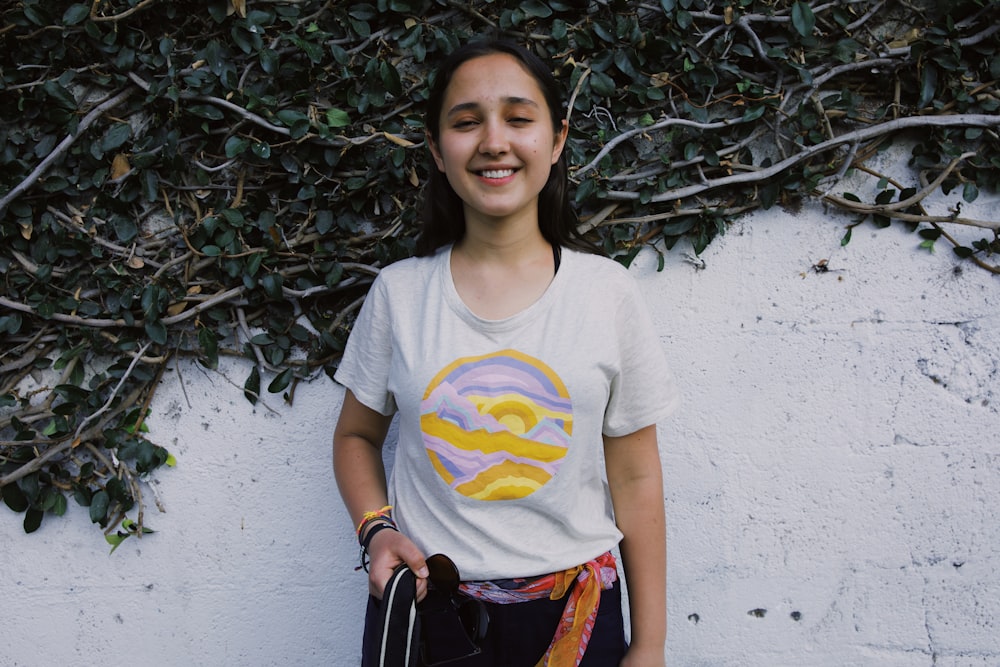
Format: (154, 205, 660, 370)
(423, 383, 571, 439)
(424, 435, 564, 488)
(423, 384, 513, 435)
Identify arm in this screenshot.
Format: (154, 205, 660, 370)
(604, 424, 667, 667)
(333, 389, 428, 598)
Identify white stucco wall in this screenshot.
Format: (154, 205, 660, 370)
(3, 188, 998, 666)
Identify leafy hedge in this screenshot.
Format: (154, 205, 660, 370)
(2, 0, 999, 544)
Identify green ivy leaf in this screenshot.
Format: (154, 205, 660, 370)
(316, 210, 334, 234)
(106, 531, 129, 554)
(23, 508, 44, 534)
(589, 71, 616, 97)
(112, 215, 138, 243)
(380, 61, 402, 97)
(918, 65, 938, 109)
(42, 79, 77, 111)
(2, 484, 29, 513)
(89, 490, 110, 524)
(51, 493, 68, 516)
(62, 4, 90, 25)
(259, 48, 279, 74)
(875, 189, 896, 205)
(962, 182, 979, 203)
(741, 105, 766, 122)
(145, 319, 168, 345)
(198, 327, 219, 368)
(791, 2, 815, 38)
(225, 136, 250, 158)
(244, 366, 261, 405)
(252, 142, 271, 158)
(522, 0, 553, 18)
(326, 108, 351, 128)
(260, 273, 283, 299)
(268, 368, 294, 394)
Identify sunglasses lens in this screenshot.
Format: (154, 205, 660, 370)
(458, 599, 489, 641)
(425, 553, 460, 594)
(420, 553, 489, 659)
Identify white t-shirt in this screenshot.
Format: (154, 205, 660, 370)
(335, 245, 679, 580)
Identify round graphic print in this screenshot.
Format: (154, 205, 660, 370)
(420, 349, 573, 501)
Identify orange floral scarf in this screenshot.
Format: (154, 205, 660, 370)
(458, 551, 618, 667)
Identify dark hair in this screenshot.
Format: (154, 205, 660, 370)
(415, 39, 597, 256)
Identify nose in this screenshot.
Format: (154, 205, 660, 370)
(478, 118, 509, 156)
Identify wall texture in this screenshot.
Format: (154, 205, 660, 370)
(3, 191, 998, 666)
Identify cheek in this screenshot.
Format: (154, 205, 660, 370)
(437, 137, 471, 169)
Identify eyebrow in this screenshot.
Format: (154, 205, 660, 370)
(445, 96, 540, 117)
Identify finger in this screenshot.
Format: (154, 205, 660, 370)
(367, 530, 426, 598)
(415, 576, 428, 603)
(401, 548, 429, 580)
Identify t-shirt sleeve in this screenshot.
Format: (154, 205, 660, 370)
(333, 275, 397, 416)
(602, 269, 680, 437)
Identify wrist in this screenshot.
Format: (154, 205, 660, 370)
(355, 504, 394, 541)
(354, 504, 398, 572)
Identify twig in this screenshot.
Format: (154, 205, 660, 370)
(0, 384, 146, 488)
(601, 114, 1000, 204)
(0, 88, 133, 216)
(0, 296, 127, 328)
(575, 117, 746, 177)
(90, 0, 157, 22)
(73, 342, 153, 443)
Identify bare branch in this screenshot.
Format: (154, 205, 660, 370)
(602, 114, 1000, 204)
(0, 88, 133, 216)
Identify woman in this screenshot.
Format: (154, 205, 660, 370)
(333, 38, 678, 666)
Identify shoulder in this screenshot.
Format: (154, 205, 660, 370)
(561, 249, 652, 324)
(372, 248, 445, 288)
(564, 249, 638, 289)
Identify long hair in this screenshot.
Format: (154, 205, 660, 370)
(415, 39, 597, 256)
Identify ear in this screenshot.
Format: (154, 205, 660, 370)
(426, 130, 446, 173)
(551, 119, 568, 165)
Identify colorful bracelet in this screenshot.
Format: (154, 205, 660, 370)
(355, 504, 394, 542)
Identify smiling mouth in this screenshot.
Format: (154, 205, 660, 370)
(478, 169, 516, 179)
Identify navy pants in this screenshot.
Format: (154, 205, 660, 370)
(361, 579, 627, 666)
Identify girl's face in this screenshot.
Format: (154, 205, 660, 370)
(428, 53, 568, 229)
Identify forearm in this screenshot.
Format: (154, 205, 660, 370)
(334, 433, 390, 528)
(333, 391, 428, 596)
(332, 390, 392, 529)
(617, 471, 667, 651)
(604, 425, 668, 660)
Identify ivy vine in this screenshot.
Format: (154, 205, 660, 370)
(2, 0, 998, 546)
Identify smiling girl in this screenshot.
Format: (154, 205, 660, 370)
(334, 39, 679, 667)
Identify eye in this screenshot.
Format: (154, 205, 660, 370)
(509, 117, 533, 125)
(452, 119, 479, 129)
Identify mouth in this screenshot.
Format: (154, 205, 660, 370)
(477, 168, 517, 180)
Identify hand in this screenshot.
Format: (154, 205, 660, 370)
(620, 643, 665, 667)
(367, 527, 429, 601)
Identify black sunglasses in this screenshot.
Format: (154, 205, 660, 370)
(419, 553, 489, 666)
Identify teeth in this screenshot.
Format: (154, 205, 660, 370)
(481, 169, 514, 179)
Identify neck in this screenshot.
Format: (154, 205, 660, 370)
(449, 218, 559, 320)
(459, 207, 549, 265)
